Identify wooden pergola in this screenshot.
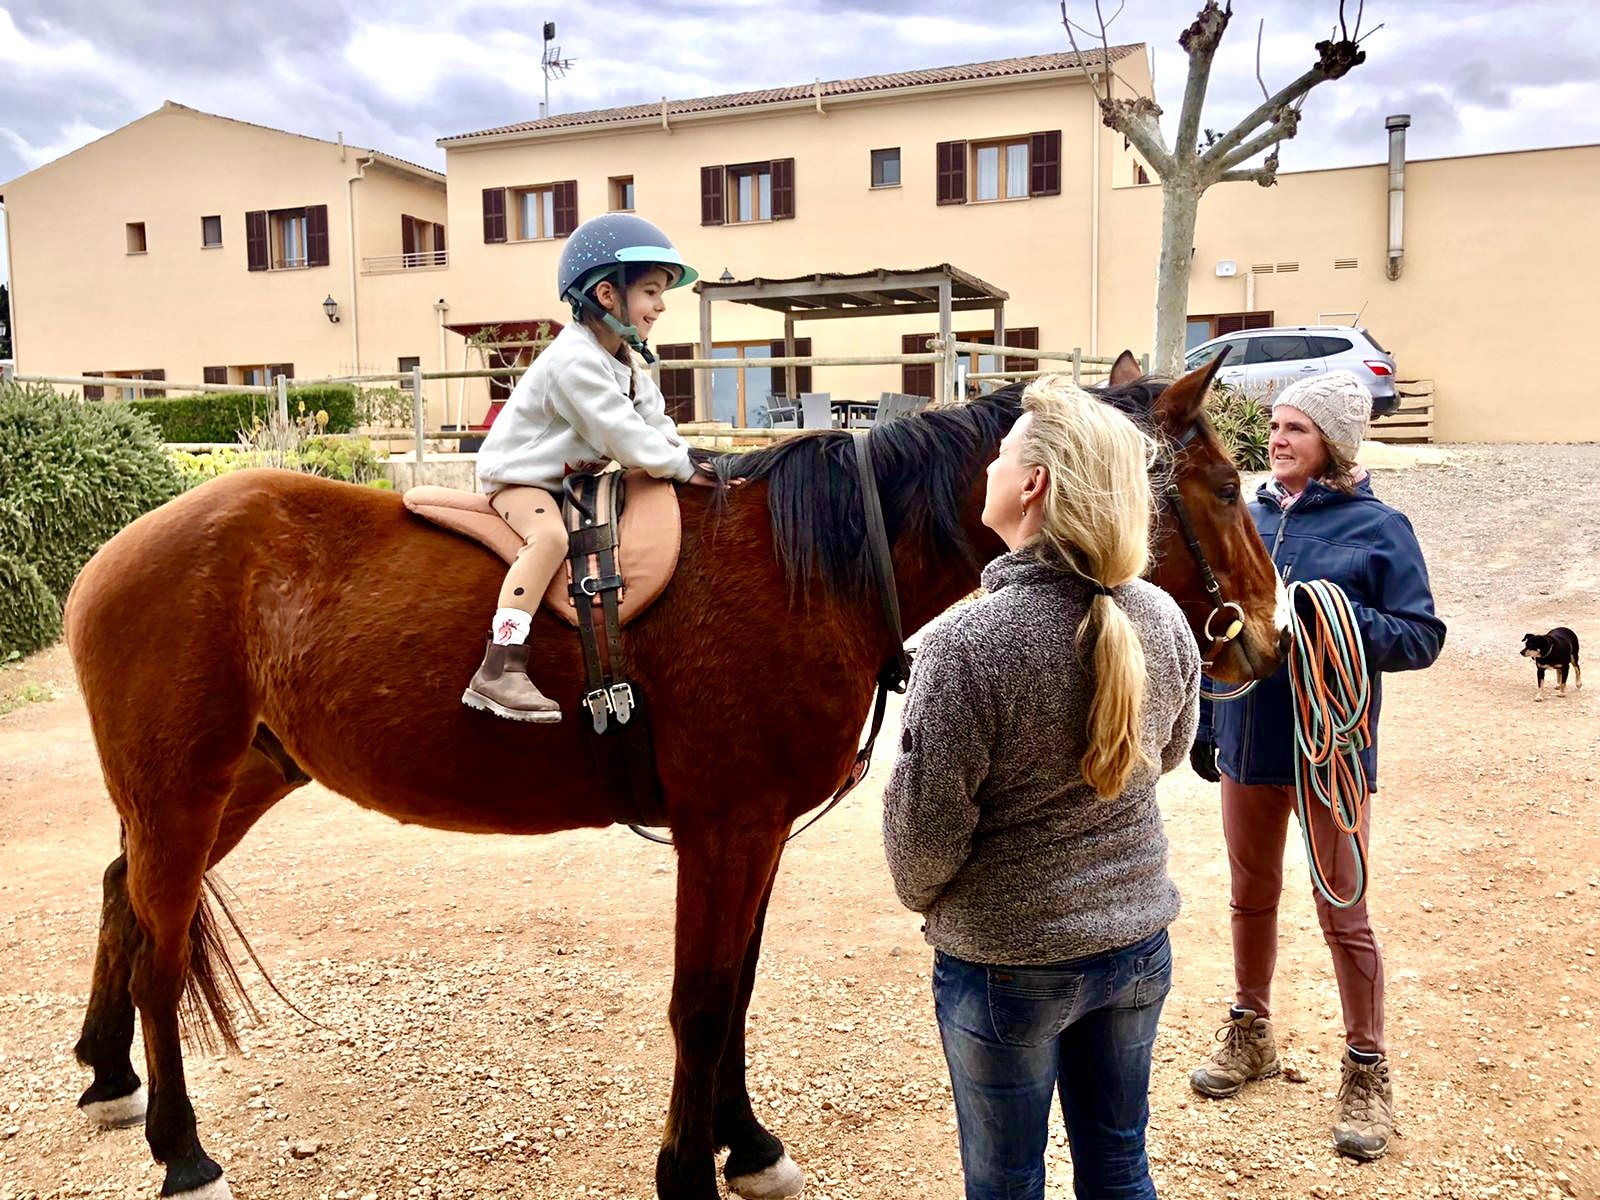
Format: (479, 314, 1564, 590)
(693, 264, 1010, 413)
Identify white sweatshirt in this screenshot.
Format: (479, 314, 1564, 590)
(475, 323, 695, 494)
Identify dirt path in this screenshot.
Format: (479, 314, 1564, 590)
(2, 445, 1597, 1200)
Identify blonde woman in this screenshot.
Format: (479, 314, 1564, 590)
(883, 377, 1200, 1200)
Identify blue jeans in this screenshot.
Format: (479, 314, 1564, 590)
(933, 929, 1173, 1200)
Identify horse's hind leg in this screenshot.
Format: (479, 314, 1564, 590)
(75, 848, 146, 1128)
(656, 829, 788, 1200)
(716, 869, 804, 1199)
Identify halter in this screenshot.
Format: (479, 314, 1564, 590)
(1158, 420, 1252, 695)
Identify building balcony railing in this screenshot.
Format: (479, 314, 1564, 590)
(362, 251, 448, 274)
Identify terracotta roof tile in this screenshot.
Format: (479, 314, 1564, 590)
(440, 46, 1140, 143)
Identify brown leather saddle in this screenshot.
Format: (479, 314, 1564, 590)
(404, 469, 678, 832)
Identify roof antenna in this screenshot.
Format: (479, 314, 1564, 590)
(539, 21, 577, 120)
(1352, 299, 1368, 327)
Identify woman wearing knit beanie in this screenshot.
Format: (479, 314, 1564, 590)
(1187, 370, 1446, 1160)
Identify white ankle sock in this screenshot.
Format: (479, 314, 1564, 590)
(491, 608, 533, 645)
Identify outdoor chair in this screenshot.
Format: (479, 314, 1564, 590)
(799, 392, 833, 430)
(873, 392, 930, 426)
(768, 395, 799, 429)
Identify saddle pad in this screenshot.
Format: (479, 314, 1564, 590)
(402, 470, 680, 628)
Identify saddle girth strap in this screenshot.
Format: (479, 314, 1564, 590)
(562, 472, 668, 831)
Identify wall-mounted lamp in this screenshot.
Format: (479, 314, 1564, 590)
(322, 295, 341, 324)
(719, 267, 734, 283)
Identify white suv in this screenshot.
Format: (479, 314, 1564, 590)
(1184, 326, 1398, 416)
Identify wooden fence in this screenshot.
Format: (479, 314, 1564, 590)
(1369, 379, 1436, 444)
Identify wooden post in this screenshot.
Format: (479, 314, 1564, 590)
(412, 364, 425, 464)
(783, 312, 797, 401)
(937, 278, 953, 406)
(276, 372, 290, 424)
(698, 291, 713, 422)
(1071, 348, 1082, 386)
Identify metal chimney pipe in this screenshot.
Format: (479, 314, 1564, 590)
(1385, 114, 1411, 281)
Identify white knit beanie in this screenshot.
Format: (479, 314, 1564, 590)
(1273, 371, 1372, 460)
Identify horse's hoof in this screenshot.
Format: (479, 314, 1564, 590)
(80, 1084, 146, 1129)
(727, 1153, 805, 1199)
(166, 1177, 233, 1200)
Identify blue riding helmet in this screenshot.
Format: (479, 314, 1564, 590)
(557, 214, 697, 361)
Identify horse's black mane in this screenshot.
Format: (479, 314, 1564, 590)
(714, 377, 1169, 597)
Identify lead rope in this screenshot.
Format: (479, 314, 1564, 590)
(1202, 578, 1372, 908)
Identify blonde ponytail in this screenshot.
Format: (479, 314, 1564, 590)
(1018, 377, 1159, 798)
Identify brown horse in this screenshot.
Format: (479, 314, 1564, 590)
(62, 353, 1284, 1200)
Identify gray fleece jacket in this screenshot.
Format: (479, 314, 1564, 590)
(882, 550, 1200, 966)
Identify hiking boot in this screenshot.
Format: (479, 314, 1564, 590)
(1190, 1008, 1281, 1098)
(461, 641, 562, 723)
(1333, 1051, 1393, 1161)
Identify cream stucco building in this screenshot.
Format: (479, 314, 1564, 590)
(4, 51, 1597, 441)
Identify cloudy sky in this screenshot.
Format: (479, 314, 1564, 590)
(3, 0, 1598, 285)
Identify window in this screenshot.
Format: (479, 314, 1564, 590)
(1134, 163, 1151, 185)
(1310, 336, 1354, 356)
(610, 176, 635, 211)
(514, 186, 557, 240)
(101, 368, 166, 400)
(870, 148, 900, 189)
(398, 356, 421, 389)
(728, 164, 772, 223)
(901, 328, 1038, 398)
(699, 160, 795, 225)
(272, 209, 309, 268)
(246, 206, 327, 271)
(401, 215, 445, 266)
(201, 215, 222, 248)
(126, 222, 147, 254)
(1244, 335, 1314, 364)
(972, 139, 1029, 202)
(1186, 311, 1274, 352)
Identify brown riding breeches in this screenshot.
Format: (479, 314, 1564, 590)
(1220, 776, 1386, 1054)
(489, 486, 568, 613)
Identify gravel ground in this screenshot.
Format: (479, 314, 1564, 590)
(1, 444, 1598, 1200)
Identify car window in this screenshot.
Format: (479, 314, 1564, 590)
(1358, 327, 1390, 353)
(1311, 336, 1353, 356)
(1244, 335, 1314, 364)
(1186, 340, 1234, 369)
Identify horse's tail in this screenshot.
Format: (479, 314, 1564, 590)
(179, 876, 260, 1055)
(181, 874, 325, 1054)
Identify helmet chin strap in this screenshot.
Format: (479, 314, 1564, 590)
(570, 271, 657, 364)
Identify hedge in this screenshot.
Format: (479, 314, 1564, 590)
(128, 384, 357, 442)
(0, 380, 181, 656)
(0, 552, 61, 659)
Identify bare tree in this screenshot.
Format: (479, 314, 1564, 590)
(1064, 1, 1377, 375)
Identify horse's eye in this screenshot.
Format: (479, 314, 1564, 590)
(1216, 484, 1239, 504)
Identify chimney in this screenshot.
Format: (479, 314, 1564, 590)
(1385, 114, 1411, 281)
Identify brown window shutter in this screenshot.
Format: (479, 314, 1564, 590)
(700, 166, 725, 226)
(203, 366, 227, 386)
(306, 205, 330, 267)
(269, 363, 295, 383)
(1029, 131, 1061, 197)
(83, 371, 105, 401)
(141, 368, 166, 398)
(655, 343, 697, 423)
(433, 222, 446, 264)
(552, 180, 579, 237)
(770, 158, 795, 220)
(1004, 327, 1040, 373)
(482, 188, 507, 243)
(245, 210, 269, 271)
(768, 338, 812, 395)
(401, 217, 417, 257)
(936, 141, 967, 205)
(901, 333, 935, 398)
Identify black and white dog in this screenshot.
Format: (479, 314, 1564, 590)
(1521, 628, 1582, 700)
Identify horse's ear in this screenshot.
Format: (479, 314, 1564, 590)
(1154, 348, 1230, 435)
(1108, 350, 1142, 387)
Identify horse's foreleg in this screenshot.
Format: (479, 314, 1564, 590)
(75, 852, 146, 1128)
(656, 829, 786, 1200)
(715, 869, 804, 1200)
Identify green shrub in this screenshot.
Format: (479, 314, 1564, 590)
(1206, 382, 1271, 472)
(0, 552, 61, 660)
(129, 385, 357, 442)
(169, 434, 391, 491)
(0, 380, 181, 602)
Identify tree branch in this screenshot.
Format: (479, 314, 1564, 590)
(1217, 154, 1280, 187)
(1174, 1, 1233, 167)
(1198, 64, 1321, 169)
(1103, 98, 1177, 177)
(1210, 109, 1300, 176)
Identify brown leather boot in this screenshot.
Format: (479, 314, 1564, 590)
(1333, 1050, 1393, 1161)
(1190, 1008, 1281, 1098)
(461, 641, 562, 723)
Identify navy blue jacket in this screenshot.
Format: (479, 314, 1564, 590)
(1198, 475, 1445, 789)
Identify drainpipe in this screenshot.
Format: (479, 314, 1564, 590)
(434, 299, 451, 426)
(1385, 114, 1410, 281)
(1089, 68, 1101, 355)
(346, 154, 372, 372)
